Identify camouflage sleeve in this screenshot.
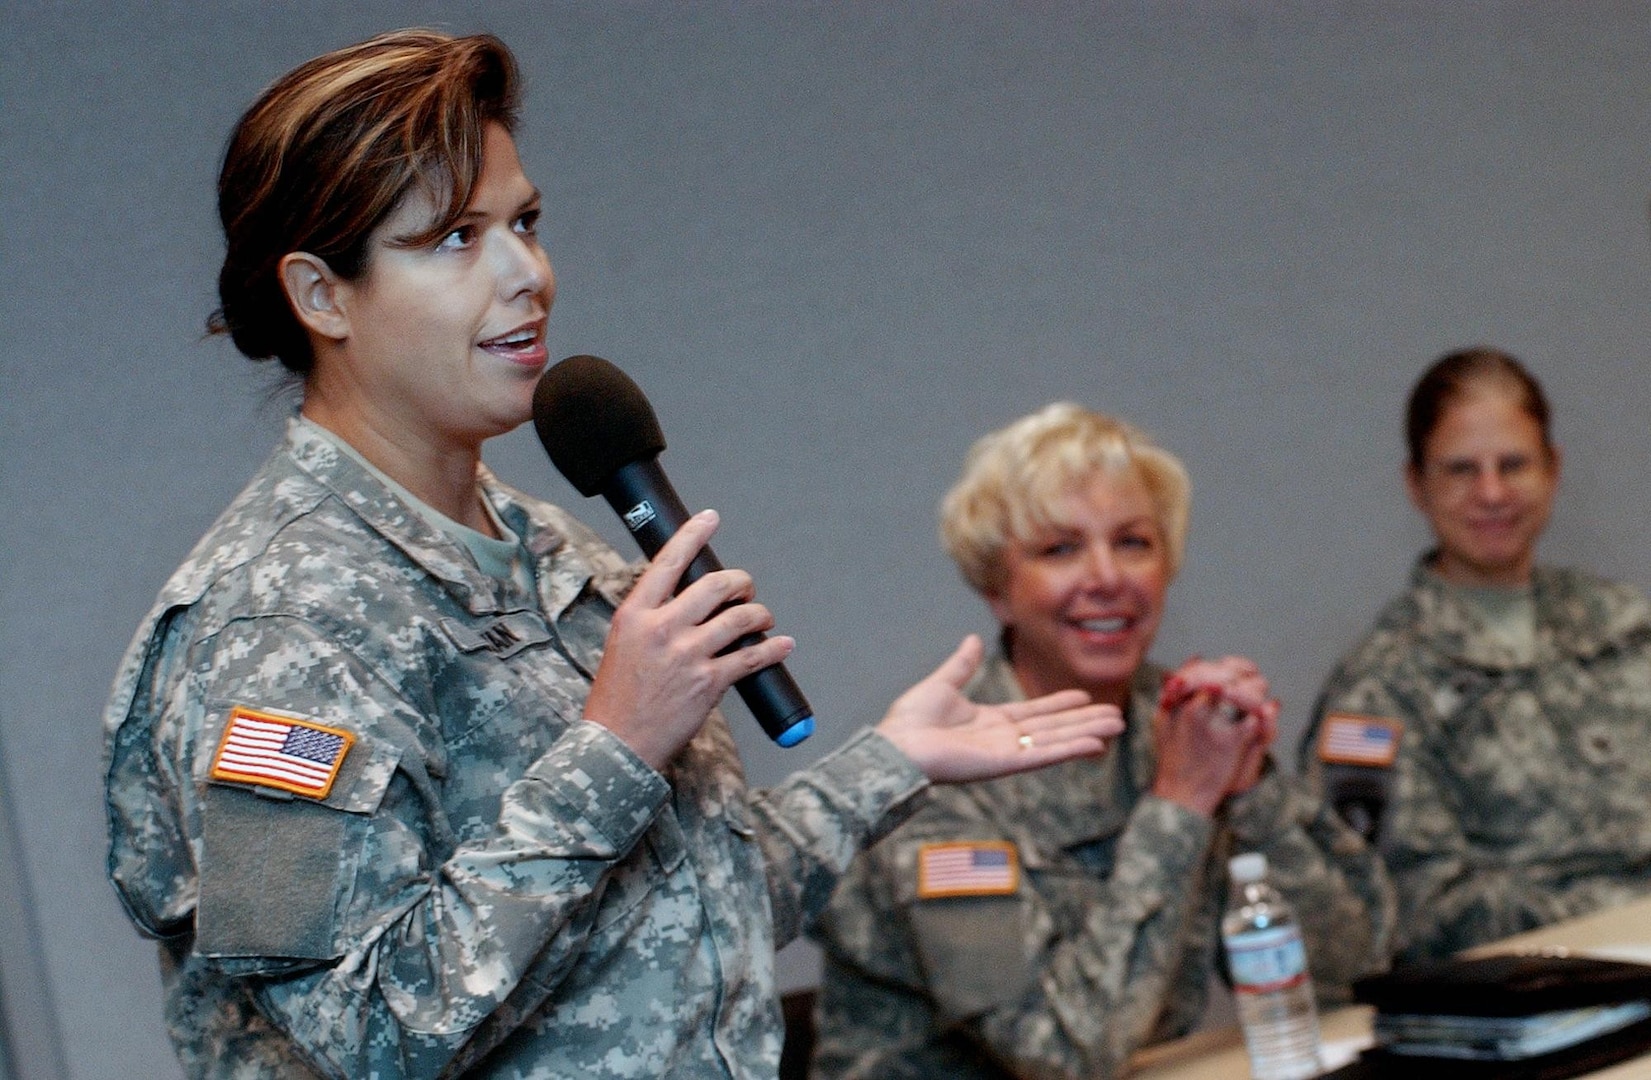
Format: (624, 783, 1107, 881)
(749, 729, 930, 947)
(1224, 763, 1395, 1000)
(813, 787, 1217, 1079)
(170, 613, 671, 1079)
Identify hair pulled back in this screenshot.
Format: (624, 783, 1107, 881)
(1405, 346, 1553, 469)
(208, 29, 521, 374)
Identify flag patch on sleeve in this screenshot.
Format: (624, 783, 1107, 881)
(1317, 713, 1401, 768)
(916, 841, 1019, 898)
(210, 706, 355, 799)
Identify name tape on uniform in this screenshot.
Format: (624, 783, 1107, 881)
(210, 705, 355, 799)
(1317, 713, 1401, 768)
(916, 841, 1019, 898)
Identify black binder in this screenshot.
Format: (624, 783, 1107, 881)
(1324, 954, 1651, 1080)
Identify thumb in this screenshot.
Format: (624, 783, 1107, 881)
(927, 634, 985, 691)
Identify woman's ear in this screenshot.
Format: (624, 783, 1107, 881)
(279, 252, 349, 343)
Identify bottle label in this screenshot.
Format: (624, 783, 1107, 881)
(1225, 926, 1308, 994)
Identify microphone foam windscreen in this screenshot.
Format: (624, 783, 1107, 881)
(533, 354, 668, 496)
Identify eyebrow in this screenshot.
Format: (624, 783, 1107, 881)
(452, 183, 542, 221)
(506, 185, 543, 216)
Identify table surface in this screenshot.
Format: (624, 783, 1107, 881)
(1126, 894, 1651, 1079)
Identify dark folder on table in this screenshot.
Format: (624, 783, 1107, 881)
(1325, 953, 1651, 1080)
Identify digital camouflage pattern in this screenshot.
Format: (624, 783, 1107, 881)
(1303, 561, 1651, 965)
(809, 653, 1391, 1080)
(103, 419, 929, 1079)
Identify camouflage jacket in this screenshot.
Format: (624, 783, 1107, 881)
(102, 420, 928, 1079)
(1304, 560, 1651, 965)
(807, 654, 1390, 1080)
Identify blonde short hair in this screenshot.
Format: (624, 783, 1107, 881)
(939, 402, 1191, 595)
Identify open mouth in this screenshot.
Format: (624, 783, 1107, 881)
(1074, 616, 1131, 634)
(479, 322, 547, 364)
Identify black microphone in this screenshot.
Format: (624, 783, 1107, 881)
(531, 354, 816, 747)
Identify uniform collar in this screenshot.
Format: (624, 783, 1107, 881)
(1407, 555, 1651, 669)
(286, 418, 578, 618)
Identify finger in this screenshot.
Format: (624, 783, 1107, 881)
(694, 599, 777, 656)
(1010, 730, 1115, 768)
(1255, 709, 1280, 746)
(1000, 688, 1094, 722)
(1219, 672, 1273, 712)
(1235, 737, 1270, 783)
(1015, 702, 1121, 735)
(924, 635, 985, 692)
(669, 567, 758, 627)
(628, 510, 721, 607)
(1017, 717, 1124, 751)
(1231, 711, 1267, 748)
(708, 633, 795, 683)
(1174, 686, 1225, 722)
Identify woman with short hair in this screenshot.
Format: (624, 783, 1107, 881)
(809, 402, 1391, 1080)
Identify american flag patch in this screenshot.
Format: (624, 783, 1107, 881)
(1318, 713, 1401, 768)
(916, 841, 1019, 898)
(209, 706, 354, 799)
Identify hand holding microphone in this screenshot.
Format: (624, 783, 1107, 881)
(533, 355, 816, 752)
(574, 509, 796, 770)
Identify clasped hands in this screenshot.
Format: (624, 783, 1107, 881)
(1150, 655, 1282, 817)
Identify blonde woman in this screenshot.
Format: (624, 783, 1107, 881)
(810, 403, 1390, 1080)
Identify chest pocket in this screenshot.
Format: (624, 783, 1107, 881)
(1437, 681, 1565, 845)
(196, 711, 400, 964)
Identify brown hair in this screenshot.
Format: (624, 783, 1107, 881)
(207, 29, 521, 374)
(1404, 346, 1553, 468)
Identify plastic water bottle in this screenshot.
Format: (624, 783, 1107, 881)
(1222, 852, 1323, 1080)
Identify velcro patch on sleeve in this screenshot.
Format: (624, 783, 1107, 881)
(209, 705, 355, 799)
(916, 841, 1019, 899)
(1317, 712, 1401, 768)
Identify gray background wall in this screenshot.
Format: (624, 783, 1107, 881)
(6, 3, 1651, 1077)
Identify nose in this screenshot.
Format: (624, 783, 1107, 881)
(1471, 461, 1510, 503)
(495, 228, 554, 304)
(1081, 545, 1122, 591)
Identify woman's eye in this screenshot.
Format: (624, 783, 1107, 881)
(1038, 539, 1080, 558)
(515, 209, 541, 236)
(436, 225, 477, 251)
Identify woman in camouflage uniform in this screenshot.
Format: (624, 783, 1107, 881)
(1303, 347, 1651, 964)
(99, 31, 1122, 1079)
(808, 403, 1390, 1079)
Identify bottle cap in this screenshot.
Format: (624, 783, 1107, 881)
(1228, 852, 1267, 883)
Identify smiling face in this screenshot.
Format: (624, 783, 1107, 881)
(987, 467, 1170, 708)
(1406, 389, 1559, 587)
(301, 122, 555, 455)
